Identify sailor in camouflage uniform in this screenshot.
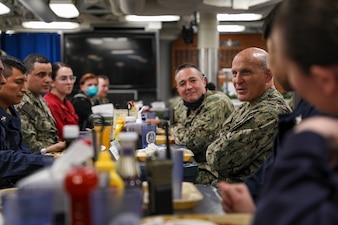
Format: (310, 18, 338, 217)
(16, 54, 62, 153)
(206, 47, 291, 185)
(172, 63, 235, 185)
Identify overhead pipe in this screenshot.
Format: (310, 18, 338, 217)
(18, 0, 56, 23)
(108, 0, 124, 16)
(119, 0, 145, 15)
(198, 12, 219, 87)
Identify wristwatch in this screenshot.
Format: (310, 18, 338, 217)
(40, 148, 47, 155)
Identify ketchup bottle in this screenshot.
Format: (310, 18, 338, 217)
(64, 166, 98, 225)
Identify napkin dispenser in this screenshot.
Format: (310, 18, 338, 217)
(145, 122, 173, 215)
(146, 159, 173, 215)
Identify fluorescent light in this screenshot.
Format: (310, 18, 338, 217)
(217, 25, 246, 32)
(203, 0, 231, 7)
(232, 0, 249, 9)
(0, 3, 10, 15)
(22, 21, 80, 29)
(248, 0, 272, 7)
(217, 13, 262, 21)
(125, 15, 180, 22)
(49, 3, 79, 18)
(232, 0, 272, 9)
(111, 50, 135, 55)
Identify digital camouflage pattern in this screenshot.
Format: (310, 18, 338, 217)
(172, 90, 235, 185)
(15, 91, 59, 153)
(206, 87, 291, 185)
(94, 96, 110, 105)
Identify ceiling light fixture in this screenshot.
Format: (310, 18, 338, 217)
(217, 13, 263, 21)
(49, 0, 79, 18)
(248, 0, 273, 7)
(203, 0, 231, 7)
(232, 0, 273, 9)
(125, 15, 180, 22)
(22, 21, 80, 29)
(217, 25, 246, 32)
(0, 3, 10, 15)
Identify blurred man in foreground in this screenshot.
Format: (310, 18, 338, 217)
(253, 0, 338, 224)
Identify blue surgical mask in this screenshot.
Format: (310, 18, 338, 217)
(86, 85, 98, 98)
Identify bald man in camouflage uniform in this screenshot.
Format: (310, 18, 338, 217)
(172, 63, 235, 185)
(16, 54, 64, 153)
(206, 47, 291, 185)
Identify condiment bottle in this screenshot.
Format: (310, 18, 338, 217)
(116, 132, 142, 188)
(64, 166, 98, 225)
(63, 125, 80, 149)
(95, 151, 124, 196)
(114, 116, 125, 141)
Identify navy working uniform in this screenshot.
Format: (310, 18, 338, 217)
(172, 90, 235, 185)
(206, 87, 291, 184)
(245, 99, 321, 202)
(253, 130, 338, 225)
(16, 91, 59, 153)
(0, 106, 53, 189)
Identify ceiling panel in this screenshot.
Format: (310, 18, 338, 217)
(0, 0, 281, 38)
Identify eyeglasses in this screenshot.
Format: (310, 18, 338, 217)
(57, 76, 76, 82)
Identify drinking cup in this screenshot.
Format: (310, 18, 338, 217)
(90, 188, 142, 225)
(2, 188, 55, 225)
(171, 149, 184, 200)
(92, 113, 114, 152)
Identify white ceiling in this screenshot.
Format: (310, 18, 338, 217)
(0, 0, 281, 39)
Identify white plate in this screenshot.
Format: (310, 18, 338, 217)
(136, 148, 194, 162)
(143, 182, 203, 210)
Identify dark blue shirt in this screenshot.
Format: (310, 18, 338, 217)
(253, 131, 338, 225)
(245, 99, 321, 202)
(0, 106, 53, 188)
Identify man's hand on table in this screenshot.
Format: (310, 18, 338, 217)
(218, 181, 256, 213)
(46, 141, 66, 154)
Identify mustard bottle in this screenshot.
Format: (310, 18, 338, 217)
(114, 117, 125, 141)
(95, 151, 124, 196)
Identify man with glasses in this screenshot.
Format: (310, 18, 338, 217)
(44, 62, 79, 141)
(16, 53, 65, 153)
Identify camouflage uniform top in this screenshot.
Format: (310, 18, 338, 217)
(94, 96, 110, 105)
(172, 90, 235, 182)
(15, 90, 59, 153)
(206, 87, 291, 184)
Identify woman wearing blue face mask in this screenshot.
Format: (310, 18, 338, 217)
(71, 73, 98, 130)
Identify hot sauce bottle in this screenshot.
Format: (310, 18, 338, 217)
(64, 166, 98, 225)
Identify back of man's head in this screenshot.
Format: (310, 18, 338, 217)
(274, 0, 338, 72)
(262, 2, 281, 40)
